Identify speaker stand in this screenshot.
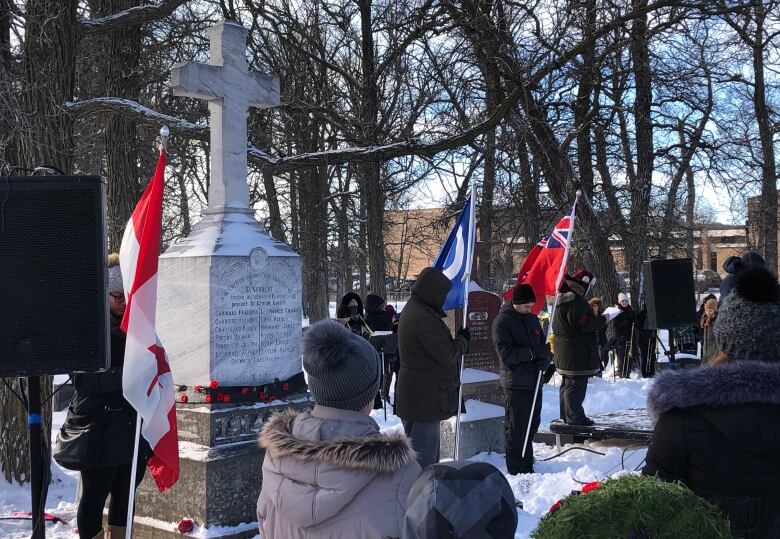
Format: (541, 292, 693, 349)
(26, 376, 45, 539)
(667, 329, 677, 369)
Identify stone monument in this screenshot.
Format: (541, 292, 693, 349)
(133, 21, 312, 538)
(440, 287, 505, 459)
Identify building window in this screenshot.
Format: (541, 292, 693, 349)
(710, 252, 718, 272)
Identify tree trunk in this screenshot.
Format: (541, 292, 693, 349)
(262, 169, 286, 242)
(752, 5, 778, 272)
(358, 0, 387, 297)
(627, 0, 653, 299)
(103, 0, 143, 250)
(573, 0, 597, 199)
(1, 0, 75, 484)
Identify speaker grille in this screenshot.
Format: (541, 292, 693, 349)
(0, 176, 108, 376)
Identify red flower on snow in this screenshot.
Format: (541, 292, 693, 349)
(177, 518, 195, 533)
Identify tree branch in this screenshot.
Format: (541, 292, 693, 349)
(79, 0, 187, 36)
(66, 85, 523, 174)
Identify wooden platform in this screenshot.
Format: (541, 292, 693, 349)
(549, 408, 654, 444)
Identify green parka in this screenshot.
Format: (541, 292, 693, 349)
(551, 280, 605, 376)
(396, 268, 469, 422)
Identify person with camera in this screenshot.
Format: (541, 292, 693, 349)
(493, 284, 551, 474)
(396, 267, 470, 468)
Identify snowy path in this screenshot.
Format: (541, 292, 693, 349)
(0, 372, 652, 538)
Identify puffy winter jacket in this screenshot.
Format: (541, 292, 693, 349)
(551, 280, 605, 376)
(643, 360, 780, 539)
(492, 302, 550, 389)
(257, 406, 420, 539)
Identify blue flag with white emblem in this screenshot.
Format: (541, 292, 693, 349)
(433, 191, 476, 311)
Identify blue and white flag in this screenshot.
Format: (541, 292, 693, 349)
(433, 191, 476, 311)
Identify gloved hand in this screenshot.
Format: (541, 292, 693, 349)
(533, 356, 551, 372)
(457, 327, 471, 342)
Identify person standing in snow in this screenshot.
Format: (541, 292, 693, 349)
(644, 265, 780, 539)
(610, 293, 635, 378)
(699, 297, 718, 364)
(552, 269, 604, 426)
(61, 256, 149, 539)
(396, 267, 470, 468)
(257, 319, 421, 538)
(493, 284, 551, 474)
(364, 293, 393, 332)
(588, 297, 609, 373)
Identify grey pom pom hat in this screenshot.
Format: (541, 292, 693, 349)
(302, 319, 381, 411)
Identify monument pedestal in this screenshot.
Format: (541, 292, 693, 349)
(134, 394, 313, 538)
(441, 290, 506, 460)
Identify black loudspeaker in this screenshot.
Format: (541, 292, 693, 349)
(0, 175, 109, 377)
(642, 258, 697, 330)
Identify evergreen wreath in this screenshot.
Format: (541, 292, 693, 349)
(531, 474, 732, 539)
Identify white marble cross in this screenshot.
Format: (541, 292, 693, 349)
(171, 20, 279, 210)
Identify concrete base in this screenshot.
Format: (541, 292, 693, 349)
(133, 393, 313, 537)
(440, 408, 505, 460)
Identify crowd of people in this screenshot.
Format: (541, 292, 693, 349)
(256, 252, 778, 539)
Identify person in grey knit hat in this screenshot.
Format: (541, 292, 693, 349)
(643, 265, 780, 538)
(257, 319, 421, 539)
(303, 319, 381, 410)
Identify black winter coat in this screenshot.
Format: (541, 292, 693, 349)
(610, 305, 635, 342)
(66, 316, 147, 468)
(492, 303, 550, 389)
(644, 360, 780, 539)
(551, 282, 605, 376)
(365, 293, 393, 332)
(396, 268, 468, 422)
(337, 292, 366, 335)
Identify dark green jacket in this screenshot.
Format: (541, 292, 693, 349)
(396, 268, 469, 422)
(551, 286, 605, 376)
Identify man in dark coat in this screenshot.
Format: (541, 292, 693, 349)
(396, 267, 470, 468)
(493, 284, 551, 474)
(644, 265, 780, 539)
(552, 269, 605, 426)
(719, 250, 765, 300)
(64, 259, 149, 539)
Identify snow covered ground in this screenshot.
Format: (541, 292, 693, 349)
(0, 375, 651, 538)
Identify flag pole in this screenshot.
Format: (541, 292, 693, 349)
(125, 416, 142, 539)
(454, 187, 476, 460)
(125, 126, 169, 539)
(545, 191, 581, 342)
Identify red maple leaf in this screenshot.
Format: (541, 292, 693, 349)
(146, 344, 171, 396)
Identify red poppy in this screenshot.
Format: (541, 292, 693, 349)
(177, 518, 195, 533)
(223, 394, 232, 403)
(209, 380, 220, 389)
(194, 385, 203, 392)
(549, 500, 562, 513)
(282, 383, 289, 391)
(582, 481, 601, 493)
(259, 391, 267, 399)
(240, 387, 250, 395)
(180, 395, 189, 403)
(205, 394, 212, 404)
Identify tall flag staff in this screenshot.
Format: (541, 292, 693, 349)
(504, 192, 581, 460)
(432, 185, 476, 460)
(119, 126, 180, 539)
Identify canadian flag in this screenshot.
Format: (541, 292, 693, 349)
(119, 149, 179, 491)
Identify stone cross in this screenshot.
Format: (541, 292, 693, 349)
(171, 20, 279, 210)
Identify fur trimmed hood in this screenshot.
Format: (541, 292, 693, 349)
(257, 408, 420, 531)
(647, 360, 780, 420)
(259, 409, 415, 474)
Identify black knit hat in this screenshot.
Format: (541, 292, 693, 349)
(302, 319, 381, 410)
(512, 284, 536, 305)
